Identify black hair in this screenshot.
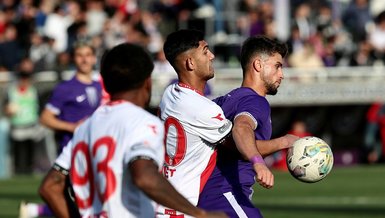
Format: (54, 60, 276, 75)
(163, 29, 204, 69)
(100, 43, 154, 95)
(240, 35, 288, 73)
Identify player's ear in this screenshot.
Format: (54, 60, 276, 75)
(186, 57, 194, 71)
(253, 58, 262, 72)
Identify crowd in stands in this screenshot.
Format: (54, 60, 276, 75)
(1, 0, 385, 75)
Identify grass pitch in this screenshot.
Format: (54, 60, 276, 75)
(0, 165, 384, 218)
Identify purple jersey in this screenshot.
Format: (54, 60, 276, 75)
(198, 87, 271, 218)
(45, 76, 102, 152)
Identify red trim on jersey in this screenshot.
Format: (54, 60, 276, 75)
(164, 209, 184, 217)
(178, 82, 204, 96)
(199, 150, 217, 193)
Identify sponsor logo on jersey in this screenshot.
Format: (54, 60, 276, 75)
(76, 94, 86, 102)
(218, 120, 232, 134)
(212, 113, 224, 121)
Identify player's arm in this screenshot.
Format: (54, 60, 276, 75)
(256, 134, 299, 157)
(232, 114, 274, 189)
(130, 158, 228, 218)
(40, 108, 78, 133)
(39, 166, 70, 218)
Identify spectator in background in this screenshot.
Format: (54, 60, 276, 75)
(375, 103, 385, 163)
(42, 3, 72, 53)
(364, 102, 385, 164)
(3, 58, 43, 174)
(341, 0, 372, 43)
(34, 0, 52, 35)
(272, 120, 311, 171)
(349, 39, 375, 66)
(29, 33, 57, 72)
(85, 0, 108, 37)
(14, 1, 36, 51)
(292, 3, 314, 41)
(368, 10, 385, 63)
(288, 40, 325, 69)
(0, 24, 24, 71)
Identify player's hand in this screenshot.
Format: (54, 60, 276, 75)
(197, 211, 229, 218)
(283, 134, 300, 149)
(253, 163, 274, 189)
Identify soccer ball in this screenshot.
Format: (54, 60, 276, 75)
(286, 136, 334, 183)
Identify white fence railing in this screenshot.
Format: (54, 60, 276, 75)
(1, 66, 385, 107)
(151, 66, 385, 107)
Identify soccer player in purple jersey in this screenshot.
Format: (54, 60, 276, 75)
(40, 42, 102, 154)
(198, 36, 299, 217)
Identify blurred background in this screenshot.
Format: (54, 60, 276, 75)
(1, 0, 385, 217)
(0, 0, 384, 185)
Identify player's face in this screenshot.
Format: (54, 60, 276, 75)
(194, 40, 215, 81)
(74, 46, 96, 75)
(260, 53, 284, 95)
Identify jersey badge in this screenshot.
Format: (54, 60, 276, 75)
(218, 120, 232, 134)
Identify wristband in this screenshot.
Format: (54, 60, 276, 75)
(250, 155, 265, 165)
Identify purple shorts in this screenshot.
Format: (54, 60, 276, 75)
(198, 190, 263, 218)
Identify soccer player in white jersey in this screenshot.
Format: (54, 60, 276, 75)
(38, 43, 228, 218)
(157, 29, 233, 217)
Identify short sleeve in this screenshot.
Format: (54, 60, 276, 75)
(187, 103, 232, 144)
(123, 118, 165, 169)
(234, 94, 269, 130)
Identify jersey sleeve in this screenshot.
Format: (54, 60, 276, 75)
(234, 95, 269, 130)
(123, 117, 165, 169)
(188, 102, 232, 144)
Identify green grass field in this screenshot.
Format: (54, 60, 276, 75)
(0, 165, 384, 218)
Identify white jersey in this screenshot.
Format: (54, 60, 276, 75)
(157, 83, 232, 217)
(55, 101, 164, 218)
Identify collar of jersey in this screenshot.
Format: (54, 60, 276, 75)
(106, 100, 127, 105)
(177, 82, 204, 96)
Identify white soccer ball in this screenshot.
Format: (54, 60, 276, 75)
(286, 136, 334, 183)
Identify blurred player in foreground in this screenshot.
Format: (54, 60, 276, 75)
(198, 36, 298, 217)
(157, 29, 233, 217)
(38, 43, 227, 218)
